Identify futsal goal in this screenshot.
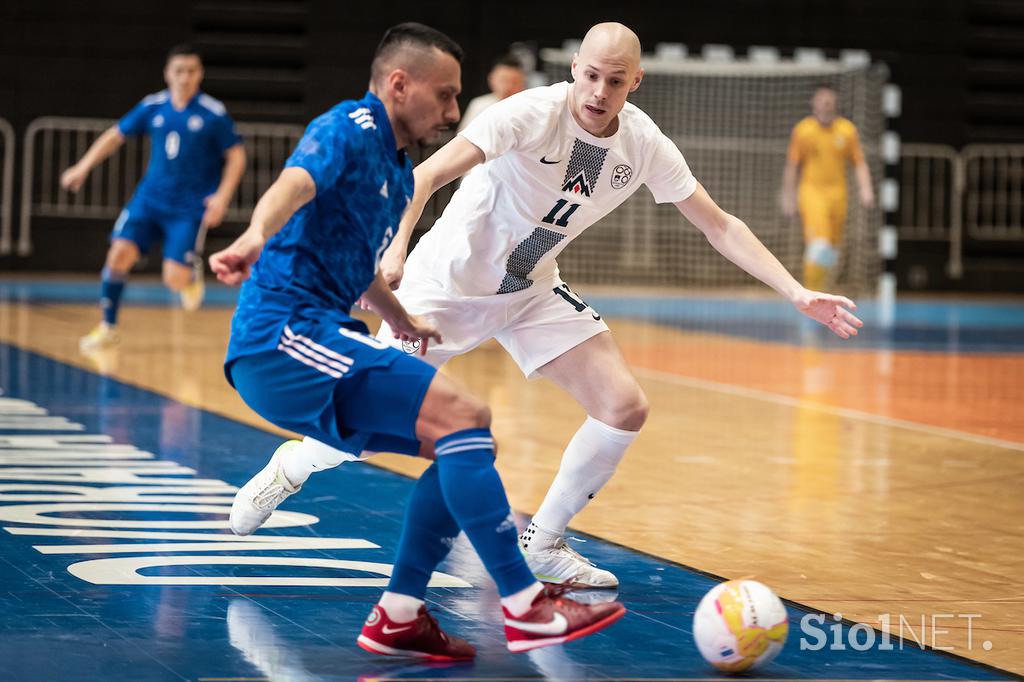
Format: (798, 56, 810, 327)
(540, 47, 889, 294)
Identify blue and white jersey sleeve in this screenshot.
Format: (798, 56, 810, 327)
(213, 113, 243, 153)
(285, 113, 350, 193)
(118, 97, 158, 136)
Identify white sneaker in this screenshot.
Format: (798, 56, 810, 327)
(230, 441, 302, 536)
(522, 538, 619, 588)
(79, 323, 120, 353)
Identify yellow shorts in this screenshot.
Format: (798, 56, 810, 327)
(798, 185, 847, 243)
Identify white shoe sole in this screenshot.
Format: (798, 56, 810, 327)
(506, 606, 626, 652)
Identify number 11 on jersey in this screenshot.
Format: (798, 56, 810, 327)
(542, 199, 580, 228)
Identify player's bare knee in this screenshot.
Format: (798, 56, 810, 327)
(163, 264, 191, 291)
(605, 387, 649, 431)
(418, 375, 491, 442)
(106, 242, 138, 272)
(450, 393, 490, 431)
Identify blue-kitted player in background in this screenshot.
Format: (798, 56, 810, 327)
(62, 44, 246, 352)
(209, 22, 625, 660)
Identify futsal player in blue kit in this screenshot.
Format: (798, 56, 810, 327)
(209, 23, 625, 659)
(61, 44, 246, 352)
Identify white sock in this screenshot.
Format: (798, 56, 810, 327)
(519, 521, 562, 554)
(378, 591, 424, 623)
(281, 437, 349, 486)
(501, 581, 544, 617)
(528, 416, 638, 541)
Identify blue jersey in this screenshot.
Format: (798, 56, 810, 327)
(118, 90, 242, 215)
(225, 91, 414, 368)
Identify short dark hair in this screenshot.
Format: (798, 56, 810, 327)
(371, 23, 463, 82)
(167, 43, 202, 64)
(492, 54, 524, 71)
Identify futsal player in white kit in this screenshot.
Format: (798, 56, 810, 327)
(245, 22, 864, 588)
(373, 22, 863, 588)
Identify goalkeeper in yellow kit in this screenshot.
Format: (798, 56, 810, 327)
(783, 85, 875, 290)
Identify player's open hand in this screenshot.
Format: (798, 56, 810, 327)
(202, 194, 229, 228)
(389, 313, 441, 356)
(209, 230, 265, 286)
(60, 165, 88, 193)
(379, 243, 406, 290)
(794, 289, 863, 339)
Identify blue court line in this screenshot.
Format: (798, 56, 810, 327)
(0, 343, 1016, 681)
(3, 279, 1023, 353)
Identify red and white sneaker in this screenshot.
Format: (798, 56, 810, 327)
(504, 585, 626, 652)
(357, 605, 476, 661)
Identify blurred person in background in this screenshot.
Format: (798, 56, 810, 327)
(782, 84, 875, 290)
(458, 54, 527, 131)
(62, 44, 245, 353)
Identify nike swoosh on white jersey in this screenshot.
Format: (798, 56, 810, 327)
(381, 623, 413, 634)
(504, 611, 568, 635)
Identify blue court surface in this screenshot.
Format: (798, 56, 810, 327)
(4, 279, 1024, 352)
(0, 342, 1017, 681)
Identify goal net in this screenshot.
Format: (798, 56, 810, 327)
(540, 49, 888, 294)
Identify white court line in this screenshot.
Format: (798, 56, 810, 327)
(633, 366, 1024, 454)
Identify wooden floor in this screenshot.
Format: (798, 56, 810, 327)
(4, 299, 1023, 674)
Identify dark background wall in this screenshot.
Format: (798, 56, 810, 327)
(1, 0, 1021, 285)
(0, 0, 993, 145)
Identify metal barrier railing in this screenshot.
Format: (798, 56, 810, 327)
(17, 116, 304, 256)
(898, 143, 963, 277)
(962, 144, 1024, 241)
(11, 117, 1024, 285)
(0, 118, 14, 255)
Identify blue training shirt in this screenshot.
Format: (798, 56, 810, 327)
(225, 91, 414, 369)
(118, 90, 242, 214)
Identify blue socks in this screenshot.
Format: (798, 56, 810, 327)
(387, 428, 536, 599)
(387, 463, 460, 598)
(434, 428, 536, 597)
(100, 266, 127, 326)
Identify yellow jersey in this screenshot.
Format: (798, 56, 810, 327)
(787, 116, 864, 190)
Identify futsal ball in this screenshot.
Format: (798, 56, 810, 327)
(692, 580, 789, 672)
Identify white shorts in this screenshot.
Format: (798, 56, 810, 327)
(376, 274, 609, 379)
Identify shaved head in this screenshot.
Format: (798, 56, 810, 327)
(578, 22, 642, 72)
(570, 22, 644, 137)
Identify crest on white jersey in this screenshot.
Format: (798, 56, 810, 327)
(561, 138, 609, 197)
(611, 164, 633, 189)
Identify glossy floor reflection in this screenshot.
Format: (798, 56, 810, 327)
(0, 348, 1015, 681)
(1, 282, 1023, 680)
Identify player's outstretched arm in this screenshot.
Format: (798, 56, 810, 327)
(359, 272, 442, 355)
(209, 166, 315, 285)
(854, 160, 875, 209)
(203, 144, 247, 228)
(380, 136, 485, 289)
(676, 183, 863, 339)
(60, 126, 126, 193)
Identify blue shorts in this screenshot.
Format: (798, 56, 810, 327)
(227, 316, 436, 457)
(112, 195, 203, 265)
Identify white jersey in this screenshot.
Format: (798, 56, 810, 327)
(407, 81, 698, 297)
